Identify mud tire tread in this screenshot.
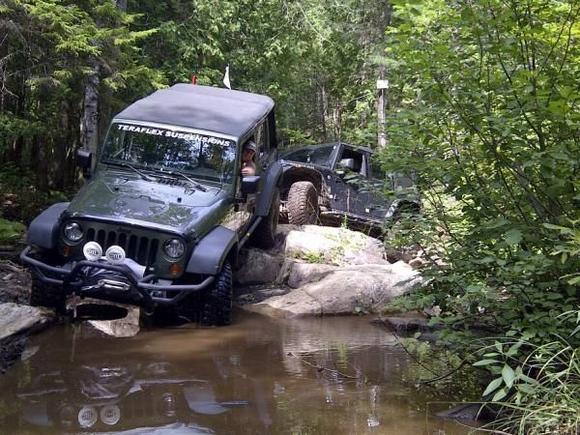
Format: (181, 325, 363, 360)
(252, 189, 280, 249)
(287, 181, 318, 225)
(200, 262, 233, 327)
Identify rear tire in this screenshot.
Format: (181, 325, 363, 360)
(287, 181, 318, 225)
(200, 261, 233, 326)
(252, 189, 280, 249)
(30, 276, 66, 314)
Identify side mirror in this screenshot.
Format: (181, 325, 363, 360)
(76, 149, 92, 169)
(339, 158, 355, 170)
(241, 175, 260, 195)
(76, 149, 93, 178)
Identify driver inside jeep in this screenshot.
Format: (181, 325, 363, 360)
(241, 140, 257, 176)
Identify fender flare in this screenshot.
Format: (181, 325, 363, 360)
(26, 202, 70, 250)
(186, 225, 238, 275)
(256, 161, 283, 216)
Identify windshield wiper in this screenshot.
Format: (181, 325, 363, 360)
(105, 161, 156, 182)
(162, 169, 208, 192)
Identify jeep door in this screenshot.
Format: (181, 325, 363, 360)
(224, 116, 273, 237)
(330, 145, 387, 221)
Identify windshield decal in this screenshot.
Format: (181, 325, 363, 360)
(116, 124, 231, 147)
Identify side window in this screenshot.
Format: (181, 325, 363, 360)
(337, 148, 365, 175)
(254, 119, 270, 167)
(255, 121, 267, 155)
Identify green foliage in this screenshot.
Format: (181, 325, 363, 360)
(382, 0, 579, 331)
(382, 0, 579, 431)
(0, 218, 25, 245)
(474, 312, 580, 434)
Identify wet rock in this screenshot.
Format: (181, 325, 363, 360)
(373, 314, 432, 336)
(0, 303, 55, 373)
(237, 286, 291, 305)
(286, 262, 338, 289)
(0, 334, 27, 374)
(0, 303, 55, 342)
(408, 257, 427, 269)
(69, 298, 141, 338)
(437, 403, 495, 421)
(235, 249, 284, 285)
(243, 261, 421, 318)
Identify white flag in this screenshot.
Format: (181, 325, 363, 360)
(223, 65, 231, 89)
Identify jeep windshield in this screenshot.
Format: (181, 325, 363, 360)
(101, 123, 236, 184)
(282, 144, 336, 167)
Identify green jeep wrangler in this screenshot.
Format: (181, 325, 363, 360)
(21, 84, 282, 326)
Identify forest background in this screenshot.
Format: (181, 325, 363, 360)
(0, 0, 579, 433)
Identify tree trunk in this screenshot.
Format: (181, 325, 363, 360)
(377, 67, 387, 148)
(80, 61, 100, 165)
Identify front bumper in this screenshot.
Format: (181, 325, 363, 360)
(20, 247, 214, 306)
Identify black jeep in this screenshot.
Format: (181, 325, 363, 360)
(20, 84, 282, 326)
(279, 142, 419, 231)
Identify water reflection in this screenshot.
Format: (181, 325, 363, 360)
(0, 314, 478, 434)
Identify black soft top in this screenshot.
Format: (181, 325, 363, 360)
(114, 84, 275, 139)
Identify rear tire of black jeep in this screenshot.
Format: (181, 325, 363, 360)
(200, 261, 233, 327)
(287, 181, 318, 225)
(252, 188, 280, 249)
(30, 276, 66, 314)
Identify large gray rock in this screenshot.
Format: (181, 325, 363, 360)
(286, 262, 338, 289)
(67, 297, 141, 338)
(0, 303, 55, 342)
(285, 225, 386, 266)
(243, 261, 421, 318)
(235, 249, 284, 285)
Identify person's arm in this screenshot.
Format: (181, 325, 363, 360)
(241, 161, 256, 176)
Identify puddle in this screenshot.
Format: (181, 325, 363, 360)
(0, 313, 482, 434)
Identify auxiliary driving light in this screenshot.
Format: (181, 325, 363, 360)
(83, 242, 103, 261)
(105, 245, 126, 264)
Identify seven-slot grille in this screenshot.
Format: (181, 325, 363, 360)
(85, 227, 160, 266)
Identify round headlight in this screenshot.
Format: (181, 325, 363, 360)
(64, 222, 83, 242)
(163, 239, 185, 259)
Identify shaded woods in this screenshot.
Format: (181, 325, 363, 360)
(0, 0, 390, 203)
(0, 0, 579, 433)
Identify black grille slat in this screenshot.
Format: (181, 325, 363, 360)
(97, 230, 106, 247)
(148, 239, 159, 265)
(118, 233, 127, 251)
(128, 235, 137, 259)
(106, 231, 117, 248)
(137, 237, 149, 264)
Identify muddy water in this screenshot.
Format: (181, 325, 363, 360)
(0, 314, 479, 434)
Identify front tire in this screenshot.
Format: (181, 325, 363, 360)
(200, 261, 233, 326)
(252, 189, 280, 249)
(287, 181, 319, 225)
(30, 276, 66, 314)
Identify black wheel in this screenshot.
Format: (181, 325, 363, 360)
(30, 276, 66, 314)
(200, 261, 233, 326)
(287, 181, 318, 225)
(252, 188, 280, 248)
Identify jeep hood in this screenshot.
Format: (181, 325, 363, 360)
(66, 172, 228, 233)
